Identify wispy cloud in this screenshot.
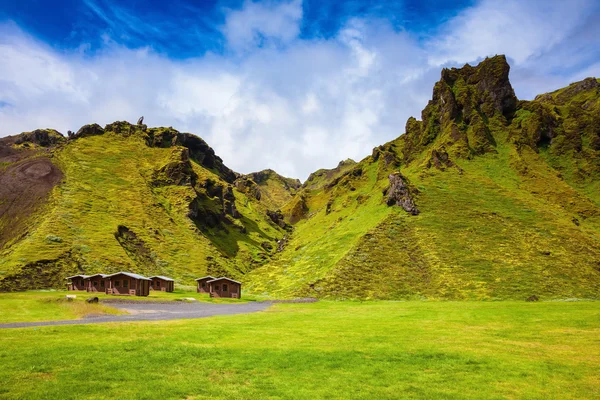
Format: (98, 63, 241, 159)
(1, 0, 599, 180)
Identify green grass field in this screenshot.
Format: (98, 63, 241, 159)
(0, 300, 598, 399)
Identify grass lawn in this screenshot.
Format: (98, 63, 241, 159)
(0, 301, 599, 399)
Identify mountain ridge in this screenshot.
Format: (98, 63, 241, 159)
(1, 55, 599, 299)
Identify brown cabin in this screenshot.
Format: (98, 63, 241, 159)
(104, 272, 150, 296)
(207, 277, 241, 299)
(66, 275, 89, 291)
(85, 274, 107, 292)
(195, 276, 216, 293)
(148, 276, 174, 292)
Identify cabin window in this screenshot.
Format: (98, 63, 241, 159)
(223, 284, 228, 292)
(156, 281, 160, 287)
(80, 279, 84, 286)
(100, 281, 105, 288)
(214, 285, 220, 291)
(201, 282, 206, 288)
(93, 281, 98, 287)
(123, 280, 128, 288)
(115, 281, 120, 287)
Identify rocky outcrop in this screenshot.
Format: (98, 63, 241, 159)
(266, 209, 288, 229)
(151, 148, 196, 187)
(426, 148, 454, 170)
(248, 169, 301, 191)
(402, 55, 517, 162)
(14, 129, 65, 147)
(384, 172, 419, 215)
(74, 123, 105, 139)
(234, 176, 262, 200)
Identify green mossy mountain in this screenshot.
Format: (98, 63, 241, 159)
(0, 122, 287, 290)
(247, 55, 600, 300)
(1, 55, 599, 298)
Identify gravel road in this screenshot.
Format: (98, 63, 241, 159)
(0, 301, 272, 329)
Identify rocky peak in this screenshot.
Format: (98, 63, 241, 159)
(402, 55, 517, 163)
(14, 129, 65, 147)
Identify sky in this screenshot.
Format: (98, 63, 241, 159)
(1, 0, 600, 180)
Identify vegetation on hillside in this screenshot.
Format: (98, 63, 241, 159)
(1, 55, 599, 299)
(246, 55, 600, 300)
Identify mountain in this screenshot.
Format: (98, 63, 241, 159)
(0, 122, 297, 290)
(246, 55, 600, 300)
(1, 55, 599, 299)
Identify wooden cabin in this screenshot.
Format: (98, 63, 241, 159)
(85, 274, 107, 293)
(66, 275, 89, 291)
(104, 272, 150, 296)
(207, 277, 242, 299)
(195, 276, 216, 293)
(148, 276, 174, 292)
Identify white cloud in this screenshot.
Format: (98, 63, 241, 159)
(221, 0, 303, 53)
(1, 0, 599, 180)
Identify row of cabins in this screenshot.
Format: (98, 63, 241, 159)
(66, 272, 241, 298)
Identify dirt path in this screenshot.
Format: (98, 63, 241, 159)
(0, 301, 272, 329)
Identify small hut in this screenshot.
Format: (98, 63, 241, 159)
(207, 277, 242, 299)
(148, 276, 175, 292)
(104, 272, 150, 296)
(85, 274, 107, 293)
(66, 275, 89, 291)
(195, 276, 216, 293)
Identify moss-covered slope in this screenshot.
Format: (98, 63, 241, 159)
(0, 122, 286, 290)
(246, 55, 600, 300)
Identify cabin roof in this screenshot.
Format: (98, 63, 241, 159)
(104, 272, 151, 281)
(86, 274, 107, 279)
(207, 277, 242, 285)
(65, 274, 90, 280)
(148, 276, 174, 282)
(194, 276, 216, 281)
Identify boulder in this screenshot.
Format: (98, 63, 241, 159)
(74, 123, 104, 139)
(385, 172, 419, 215)
(86, 297, 99, 304)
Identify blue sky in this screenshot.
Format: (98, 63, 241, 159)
(1, 0, 600, 179)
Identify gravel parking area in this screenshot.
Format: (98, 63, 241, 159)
(0, 301, 272, 329)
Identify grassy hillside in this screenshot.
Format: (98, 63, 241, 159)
(0, 124, 287, 289)
(246, 55, 600, 300)
(1, 55, 599, 299)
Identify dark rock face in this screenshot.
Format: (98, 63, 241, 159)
(15, 129, 65, 147)
(151, 148, 196, 187)
(187, 179, 242, 231)
(234, 177, 262, 200)
(75, 123, 105, 139)
(267, 209, 288, 229)
(105, 121, 146, 136)
(177, 133, 237, 183)
(86, 297, 99, 303)
(426, 148, 454, 170)
(385, 172, 419, 215)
